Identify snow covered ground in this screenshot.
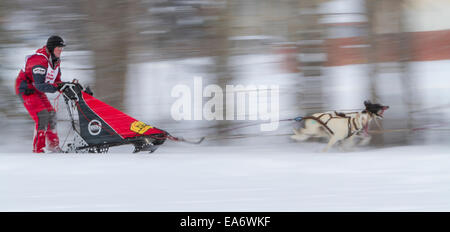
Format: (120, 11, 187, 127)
(1, 50, 449, 211)
(1, 137, 450, 212)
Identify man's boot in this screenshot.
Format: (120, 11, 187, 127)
(33, 130, 46, 153)
(46, 129, 62, 153)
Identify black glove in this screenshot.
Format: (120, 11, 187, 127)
(84, 86, 93, 96)
(23, 88, 35, 95)
(56, 82, 70, 91)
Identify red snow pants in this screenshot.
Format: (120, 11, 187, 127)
(19, 92, 60, 153)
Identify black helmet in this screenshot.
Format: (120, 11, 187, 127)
(46, 35, 66, 53)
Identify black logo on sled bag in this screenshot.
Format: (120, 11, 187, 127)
(88, 120, 102, 135)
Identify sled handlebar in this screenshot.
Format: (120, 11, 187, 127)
(58, 79, 82, 90)
(60, 79, 93, 100)
(60, 82, 81, 102)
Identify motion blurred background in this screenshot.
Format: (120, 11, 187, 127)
(1, 0, 449, 150)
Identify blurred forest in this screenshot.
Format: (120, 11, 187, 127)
(1, 0, 449, 147)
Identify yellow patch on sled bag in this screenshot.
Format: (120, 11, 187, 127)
(130, 121, 153, 134)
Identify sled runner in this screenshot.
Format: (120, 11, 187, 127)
(59, 80, 202, 153)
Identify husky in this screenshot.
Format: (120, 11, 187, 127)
(291, 101, 389, 152)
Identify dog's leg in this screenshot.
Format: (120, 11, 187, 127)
(322, 136, 338, 152)
(291, 128, 310, 141)
(341, 135, 356, 152)
(317, 127, 330, 139)
(374, 117, 383, 130)
(358, 135, 371, 146)
(337, 141, 346, 152)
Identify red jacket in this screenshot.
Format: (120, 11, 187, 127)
(15, 46, 62, 95)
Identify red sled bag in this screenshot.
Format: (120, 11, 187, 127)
(60, 81, 178, 153)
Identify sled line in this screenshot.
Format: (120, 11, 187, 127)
(369, 127, 450, 134)
(204, 127, 450, 141)
(409, 103, 450, 114)
(201, 123, 450, 142)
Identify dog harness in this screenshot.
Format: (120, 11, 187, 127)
(300, 111, 367, 139)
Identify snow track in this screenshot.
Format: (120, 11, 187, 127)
(1, 141, 450, 211)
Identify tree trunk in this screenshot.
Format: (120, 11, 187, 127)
(81, 0, 131, 111)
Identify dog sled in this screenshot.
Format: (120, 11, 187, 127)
(59, 80, 203, 153)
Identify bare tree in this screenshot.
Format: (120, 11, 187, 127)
(81, 0, 133, 111)
(365, 0, 413, 145)
(0, 0, 27, 119)
(296, 0, 326, 115)
(212, 0, 234, 144)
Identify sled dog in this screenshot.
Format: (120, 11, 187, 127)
(291, 101, 389, 152)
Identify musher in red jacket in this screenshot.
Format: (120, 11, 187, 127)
(15, 35, 66, 153)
